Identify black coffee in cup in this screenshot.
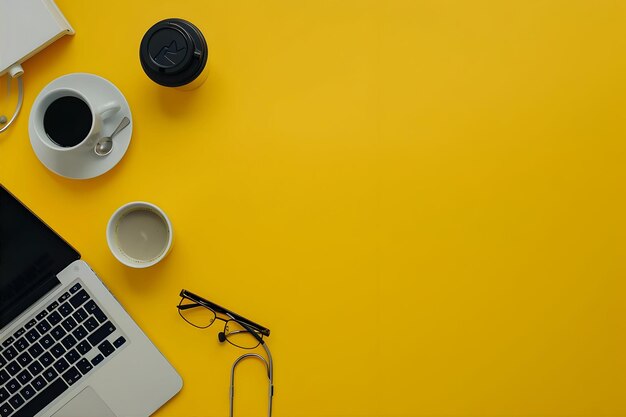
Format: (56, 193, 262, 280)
(43, 96, 92, 147)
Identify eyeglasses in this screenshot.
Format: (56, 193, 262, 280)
(177, 289, 270, 349)
(177, 289, 274, 417)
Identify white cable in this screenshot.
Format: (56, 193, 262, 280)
(0, 64, 25, 133)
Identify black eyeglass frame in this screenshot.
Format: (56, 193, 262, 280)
(178, 289, 270, 349)
(177, 289, 274, 416)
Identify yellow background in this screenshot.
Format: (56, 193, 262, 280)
(2, 0, 626, 416)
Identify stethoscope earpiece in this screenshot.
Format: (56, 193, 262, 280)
(218, 332, 227, 343)
(0, 66, 24, 134)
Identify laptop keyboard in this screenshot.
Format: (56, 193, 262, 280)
(0, 282, 127, 417)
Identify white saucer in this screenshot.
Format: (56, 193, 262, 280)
(29, 73, 132, 179)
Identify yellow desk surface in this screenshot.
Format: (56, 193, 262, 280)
(2, 1, 626, 416)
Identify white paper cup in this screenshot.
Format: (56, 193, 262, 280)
(106, 202, 173, 268)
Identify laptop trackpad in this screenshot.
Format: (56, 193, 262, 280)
(52, 386, 118, 417)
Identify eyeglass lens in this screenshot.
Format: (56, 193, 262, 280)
(178, 297, 216, 328)
(224, 319, 262, 349)
(179, 296, 262, 349)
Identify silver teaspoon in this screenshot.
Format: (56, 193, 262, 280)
(94, 117, 130, 157)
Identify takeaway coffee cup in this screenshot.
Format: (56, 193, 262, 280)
(107, 202, 173, 268)
(139, 18, 209, 90)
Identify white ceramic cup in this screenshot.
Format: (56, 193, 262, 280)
(106, 202, 173, 268)
(32, 87, 120, 155)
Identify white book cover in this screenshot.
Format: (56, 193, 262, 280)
(0, 0, 74, 75)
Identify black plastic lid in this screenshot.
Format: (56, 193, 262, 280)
(140, 18, 208, 87)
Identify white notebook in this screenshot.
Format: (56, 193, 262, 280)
(0, 0, 74, 75)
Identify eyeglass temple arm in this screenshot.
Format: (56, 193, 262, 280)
(180, 290, 270, 336)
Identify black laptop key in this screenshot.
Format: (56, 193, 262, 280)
(24, 319, 37, 330)
(91, 306, 107, 324)
(43, 368, 57, 383)
(35, 310, 48, 321)
(61, 335, 77, 350)
(16, 352, 31, 367)
(6, 379, 20, 394)
(84, 317, 99, 332)
(8, 393, 24, 409)
(87, 322, 115, 346)
(13, 338, 28, 352)
(24, 329, 40, 344)
(19, 384, 35, 401)
(64, 349, 80, 365)
(69, 283, 82, 294)
(58, 302, 73, 317)
(16, 370, 31, 384)
(47, 311, 61, 326)
(5, 361, 20, 376)
(1, 338, 14, 348)
(50, 343, 66, 359)
(40, 335, 54, 350)
(61, 367, 81, 386)
(35, 319, 51, 335)
(31, 376, 47, 391)
(2, 346, 17, 361)
(39, 352, 53, 368)
(0, 388, 8, 402)
(0, 354, 4, 367)
(69, 290, 89, 309)
(12, 378, 68, 417)
(84, 300, 97, 314)
(61, 317, 77, 332)
(27, 361, 43, 377)
(72, 307, 88, 324)
(46, 301, 59, 312)
(53, 358, 69, 374)
(113, 336, 126, 348)
(72, 325, 88, 341)
(91, 354, 104, 366)
(27, 342, 44, 359)
(76, 358, 92, 375)
(58, 292, 71, 303)
(98, 341, 115, 357)
(76, 341, 91, 355)
(0, 402, 13, 417)
(50, 325, 66, 341)
(12, 329, 25, 339)
(0, 370, 9, 384)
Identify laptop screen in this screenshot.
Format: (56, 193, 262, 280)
(0, 185, 80, 329)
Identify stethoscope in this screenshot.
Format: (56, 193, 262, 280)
(0, 64, 24, 133)
(220, 313, 274, 417)
(228, 342, 274, 417)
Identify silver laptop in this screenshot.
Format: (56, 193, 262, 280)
(0, 185, 182, 417)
